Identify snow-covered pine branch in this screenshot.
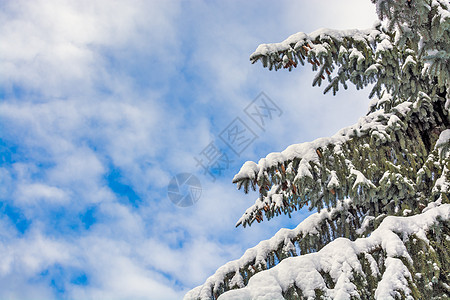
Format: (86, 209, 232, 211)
(184, 199, 370, 300)
(215, 204, 450, 300)
(250, 26, 389, 97)
(372, 0, 450, 88)
(233, 93, 447, 228)
(185, 204, 449, 300)
(250, 1, 450, 109)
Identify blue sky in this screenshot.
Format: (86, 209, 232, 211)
(0, 1, 378, 299)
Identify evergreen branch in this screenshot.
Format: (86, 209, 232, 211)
(250, 4, 449, 105)
(212, 205, 450, 300)
(372, 0, 450, 90)
(248, 25, 436, 101)
(250, 26, 387, 96)
(233, 94, 447, 228)
(184, 199, 369, 300)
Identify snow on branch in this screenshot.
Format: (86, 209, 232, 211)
(251, 2, 449, 99)
(250, 28, 376, 65)
(184, 199, 363, 300)
(372, 0, 450, 28)
(372, 0, 450, 87)
(215, 204, 450, 300)
(432, 130, 450, 194)
(233, 90, 449, 228)
(233, 95, 417, 228)
(233, 101, 400, 184)
(249, 25, 398, 96)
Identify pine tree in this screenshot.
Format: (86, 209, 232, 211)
(185, 1, 450, 299)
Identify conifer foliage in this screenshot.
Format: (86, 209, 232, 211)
(185, 1, 450, 299)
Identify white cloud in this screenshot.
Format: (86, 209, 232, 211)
(15, 183, 68, 205)
(0, 0, 181, 96)
(0, 0, 381, 298)
(0, 218, 186, 300)
(284, 0, 378, 32)
(70, 235, 185, 300)
(0, 229, 72, 299)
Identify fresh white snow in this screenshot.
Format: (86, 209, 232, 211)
(213, 204, 449, 300)
(184, 204, 450, 300)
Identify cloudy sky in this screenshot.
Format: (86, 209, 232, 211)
(0, 1, 378, 299)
